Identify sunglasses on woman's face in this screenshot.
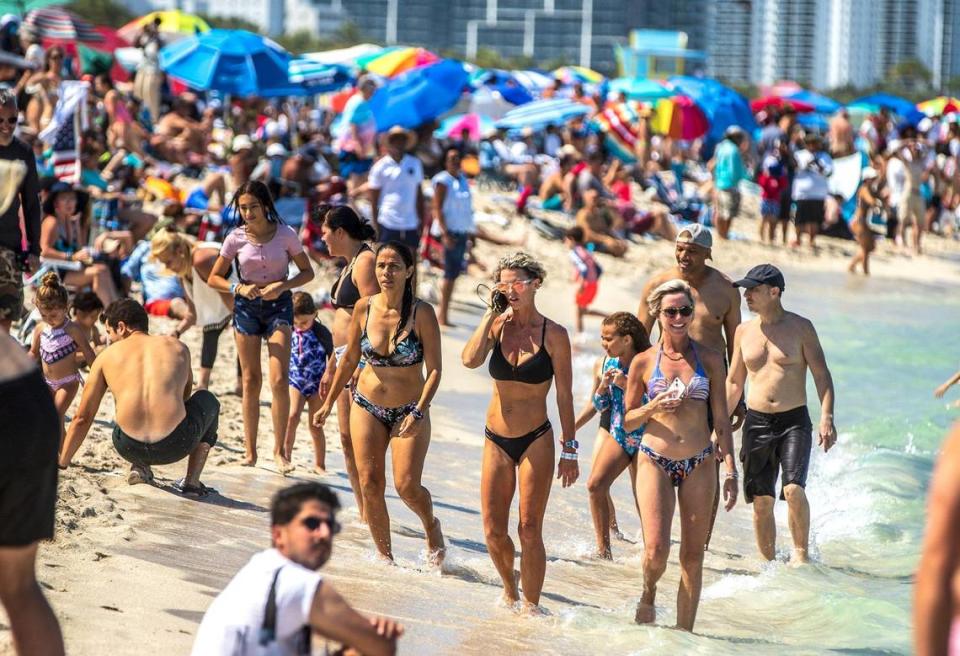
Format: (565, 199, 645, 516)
(495, 279, 535, 293)
(0, 117, 17, 126)
(662, 306, 694, 318)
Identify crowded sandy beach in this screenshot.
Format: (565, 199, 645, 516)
(1, 5, 960, 656)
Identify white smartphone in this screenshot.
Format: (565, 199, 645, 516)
(665, 377, 686, 401)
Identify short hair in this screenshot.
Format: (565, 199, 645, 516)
(71, 290, 104, 314)
(565, 226, 585, 243)
(271, 483, 341, 526)
(0, 88, 16, 111)
(100, 299, 149, 333)
(494, 251, 547, 283)
(292, 291, 316, 316)
(602, 311, 650, 352)
(647, 279, 695, 317)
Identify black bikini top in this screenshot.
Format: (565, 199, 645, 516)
(489, 319, 554, 384)
(330, 243, 372, 310)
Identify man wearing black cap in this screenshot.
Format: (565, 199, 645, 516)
(725, 264, 836, 564)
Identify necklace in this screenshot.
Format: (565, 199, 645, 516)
(662, 346, 687, 361)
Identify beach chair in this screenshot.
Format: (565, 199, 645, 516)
(648, 172, 706, 224)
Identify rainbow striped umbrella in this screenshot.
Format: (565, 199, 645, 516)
(651, 95, 708, 140)
(553, 65, 604, 85)
(591, 101, 643, 162)
(917, 96, 960, 116)
(23, 7, 102, 42)
(118, 10, 210, 43)
(363, 47, 439, 78)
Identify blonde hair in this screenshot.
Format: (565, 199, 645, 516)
(36, 271, 69, 310)
(150, 228, 195, 276)
(647, 279, 695, 317)
(494, 252, 547, 284)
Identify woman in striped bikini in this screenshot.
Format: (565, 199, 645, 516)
(623, 278, 738, 631)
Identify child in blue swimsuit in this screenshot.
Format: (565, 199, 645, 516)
(283, 292, 334, 474)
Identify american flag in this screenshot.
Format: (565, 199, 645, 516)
(50, 114, 79, 182)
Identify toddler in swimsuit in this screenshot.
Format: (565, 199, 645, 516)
(283, 292, 334, 474)
(29, 272, 97, 440)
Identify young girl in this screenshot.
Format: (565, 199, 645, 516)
(284, 292, 333, 475)
(574, 312, 650, 559)
(70, 291, 105, 356)
(30, 272, 97, 439)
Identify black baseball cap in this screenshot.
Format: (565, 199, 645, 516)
(733, 264, 785, 291)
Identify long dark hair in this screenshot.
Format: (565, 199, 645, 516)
(229, 180, 283, 225)
(376, 241, 416, 345)
(316, 203, 375, 241)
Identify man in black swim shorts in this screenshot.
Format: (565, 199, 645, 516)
(725, 264, 837, 564)
(59, 299, 220, 497)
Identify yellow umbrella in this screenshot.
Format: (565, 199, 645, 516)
(363, 47, 439, 78)
(118, 10, 210, 43)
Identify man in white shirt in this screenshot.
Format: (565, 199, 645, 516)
(192, 483, 402, 656)
(790, 134, 834, 249)
(368, 126, 425, 251)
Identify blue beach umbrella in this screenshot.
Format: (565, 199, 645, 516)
(288, 59, 353, 93)
(495, 99, 590, 130)
(782, 89, 841, 115)
(850, 93, 925, 124)
(159, 29, 303, 97)
(669, 75, 757, 152)
(367, 59, 469, 131)
(608, 77, 673, 102)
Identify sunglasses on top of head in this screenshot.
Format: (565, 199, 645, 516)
(662, 306, 694, 318)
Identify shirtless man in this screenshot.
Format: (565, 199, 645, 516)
(725, 264, 837, 563)
(58, 299, 220, 497)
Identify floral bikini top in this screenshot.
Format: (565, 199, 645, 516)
(359, 301, 424, 368)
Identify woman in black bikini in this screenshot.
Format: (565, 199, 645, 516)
(318, 205, 378, 518)
(314, 242, 444, 565)
(622, 279, 738, 631)
(462, 252, 579, 612)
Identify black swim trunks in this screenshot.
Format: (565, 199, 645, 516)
(112, 390, 220, 467)
(740, 405, 813, 503)
(0, 367, 60, 546)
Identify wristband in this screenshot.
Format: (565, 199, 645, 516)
(560, 451, 578, 461)
(724, 470, 739, 480)
(230, 282, 239, 295)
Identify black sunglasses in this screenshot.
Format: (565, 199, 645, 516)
(301, 515, 341, 535)
(0, 117, 17, 126)
(662, 306, 694, 318)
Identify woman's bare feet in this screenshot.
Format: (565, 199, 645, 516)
(241, 456, 257, 467)
(313, 465, 328, 476)
(426, 517, 446, 567)
(273, 452, 293, 476)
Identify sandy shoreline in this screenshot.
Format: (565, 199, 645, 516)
(2, 197, 958, 655)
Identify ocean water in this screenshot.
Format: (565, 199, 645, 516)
(163, 267, 958, 655)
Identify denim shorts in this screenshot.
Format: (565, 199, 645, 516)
(377, 226, 420, 251)
(233, 290, 293, 337)
(443, 232, 470, 280)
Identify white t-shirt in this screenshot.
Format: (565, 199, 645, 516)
(368, 154, 424, 231)
(431, 171, 475, 234)
(191, 549, 322, 656)
(791, 149, 833, 201)
(886, 157, 907, 207)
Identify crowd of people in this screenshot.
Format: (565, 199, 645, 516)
(0, 16, 956, 655)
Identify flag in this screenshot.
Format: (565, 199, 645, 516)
(40, 81, 89, 183)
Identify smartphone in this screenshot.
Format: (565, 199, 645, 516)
(665, 377, 686, 401)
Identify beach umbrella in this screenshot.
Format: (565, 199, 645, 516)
(23, 7, 102, 42)
(850, 93, 924, 124)
(0, 0, 60, 14)
(608, 77, 673, 102)
(302, 43, 382, 67)
(917, 96, 960, 116)
(495, 98, 591, 130)
(796, 112, 829, 131)
(669, 76, 756, 148)
(159, 29, 303, 98)
(117, 10, 210, 43)
(750, 95, 815, 114)
(553, 65, 604, 85)
(651, 95, 709, 140)
(362, 47, 438, 78)
(491, 80, 532, 106)
(367, 59, 468, 130)
(591, 101, 644, 162)
(781, 89, 841, 114)
(469, 85, 514, 121)
(288, 59, 353, 92)
(434, 112, 496, 140)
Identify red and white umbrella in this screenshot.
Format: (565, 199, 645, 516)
(23, 7, 102, 42)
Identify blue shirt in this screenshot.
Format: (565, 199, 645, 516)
(122, 241, 185, 303)
(714, 139, 747, 191)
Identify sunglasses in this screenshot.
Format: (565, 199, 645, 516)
(301, 515, 341, 535)
(662, 306, 694, 318)
(0, 117, 17, 126)
(494, 279, 535, 293)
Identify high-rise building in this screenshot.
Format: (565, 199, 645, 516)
(705, 0, 752, 84)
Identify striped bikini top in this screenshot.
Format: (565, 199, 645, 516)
(647, 343, 710, 401)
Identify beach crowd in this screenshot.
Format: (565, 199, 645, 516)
(0, 11, 957, 656)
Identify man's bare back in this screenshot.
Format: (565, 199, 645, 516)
(639, 265, 740, 356)
(98, 333, 191, 440)
(736, 312, 815, 413)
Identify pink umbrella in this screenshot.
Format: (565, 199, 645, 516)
(440, 113, 490, 140)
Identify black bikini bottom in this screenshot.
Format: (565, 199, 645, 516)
(484, 420, 552, 464)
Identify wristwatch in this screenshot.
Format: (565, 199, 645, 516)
(562, 439, 579, 450)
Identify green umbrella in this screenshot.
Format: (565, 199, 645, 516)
(0, 0, 63, 14)
(77, 42, 112, 76)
